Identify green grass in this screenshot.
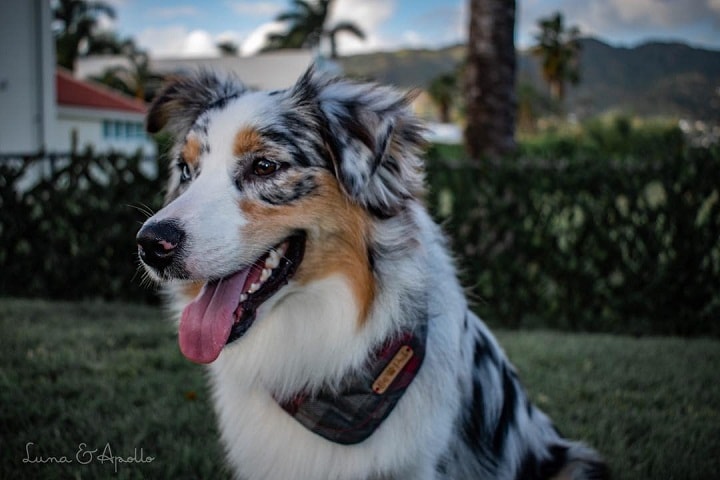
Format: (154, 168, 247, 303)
(1, 299, 229, 479)
(2, 299, 719, 479)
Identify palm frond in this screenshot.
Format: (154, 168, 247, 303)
(329, 21, 365, 40)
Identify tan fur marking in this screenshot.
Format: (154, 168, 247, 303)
(181, 281, 204, 300)
(181, 135, 201, 168)
(239, 173, 375, 326)
(233, 128, 264, 157)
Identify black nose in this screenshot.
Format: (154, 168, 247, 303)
(136, 220, 185, 271)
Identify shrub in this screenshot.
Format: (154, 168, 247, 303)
(1, 136, 718, 336)
(427, 145, 720, 336)
(519, 115, 686, 159)
(0, 149, 165, 302)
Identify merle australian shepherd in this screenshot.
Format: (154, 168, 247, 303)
(136, 68, 608, 480)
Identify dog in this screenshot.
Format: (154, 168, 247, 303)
(136, 68, 608, 480)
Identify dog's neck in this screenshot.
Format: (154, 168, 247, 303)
(275, 318, 428, 444)
(276, 208, 431, 443)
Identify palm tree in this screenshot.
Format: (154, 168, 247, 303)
(91, 51, 163, 102)
(264, 0, 364, 58)
(427, 73, 458, 123)
(531, 12, 581, 102)
(326, 21, 365, 59)
(52, 0, 116, 70)
(217, 40, 240, 56)
(464, 0, 517, 160)
(86, 31, 137, 56)
(516, 82, 558, 133)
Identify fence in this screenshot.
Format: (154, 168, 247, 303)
(0, 150, 164, 303)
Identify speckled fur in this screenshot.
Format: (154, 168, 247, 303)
(139, 68, 608, 480)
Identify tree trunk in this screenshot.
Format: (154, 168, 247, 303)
(464, 0, 517, 161)
(439, 101, 451, 123)
(549, 79, 564, 102)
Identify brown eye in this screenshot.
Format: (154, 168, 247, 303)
(253, 158, 279, 176)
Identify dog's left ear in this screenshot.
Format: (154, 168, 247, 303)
(146, 71, 246, 139)
(291, 69, 426, 217)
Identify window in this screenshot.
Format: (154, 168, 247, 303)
(102, 120, 146, 140)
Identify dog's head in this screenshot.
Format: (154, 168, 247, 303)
(137, 68, 425, 364)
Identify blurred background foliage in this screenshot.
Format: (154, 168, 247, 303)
(2, 119, 718, 336)
(427, 121, 719, 336)
(0, 149, 165, 304)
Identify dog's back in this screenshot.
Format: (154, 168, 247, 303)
(138, 69, 607, 480)
(443, 311, 607, 479)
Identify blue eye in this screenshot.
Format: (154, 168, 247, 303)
(178, 161, 192, 183)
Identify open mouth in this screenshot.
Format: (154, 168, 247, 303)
(178, 232, 306, 364)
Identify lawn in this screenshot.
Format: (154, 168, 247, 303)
(1, 299, 719, 479)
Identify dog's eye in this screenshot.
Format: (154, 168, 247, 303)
(253, 159, 280, 176)
(178, 161, 192, 183)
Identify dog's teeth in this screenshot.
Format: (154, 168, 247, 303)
(265, 252, 280, 269)
(248, 282, 260, 294)
(277, 242, 288, 257)
(260, 268, 271, 282)
(239, 294, 248, 303)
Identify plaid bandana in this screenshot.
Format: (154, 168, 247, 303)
(277, 323, 427, 445)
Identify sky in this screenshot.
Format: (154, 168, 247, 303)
(100, 0, 720, 58)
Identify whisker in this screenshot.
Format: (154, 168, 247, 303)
(126, 203, 156, 219)
(131, 263, 141, 284)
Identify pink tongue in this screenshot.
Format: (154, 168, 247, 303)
(179, 269, 250, 364)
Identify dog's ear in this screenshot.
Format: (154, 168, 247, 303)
(146, 71, 246, 137)
(291, 69, 426, 217)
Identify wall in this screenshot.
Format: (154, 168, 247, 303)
(0, 0, 55, 155)
(55, 107, 156, 156)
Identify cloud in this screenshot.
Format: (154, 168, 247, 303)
(402, 30, 423, 47)
(227, 1, 283, 17)
(103, 0, 129, 7)
(589, 0, 715, 27)
(404, 4, 467, 49)
(184, 30, 218, 57)
(136, 21, 289, 59)
(328, 0, 397, 54)
(95, 12, 117, 32)
(545, 0, 720, 28)
(136, 26, 220, 58)
(234, 0, 398, 55)
(240, 21, 287, 56)
(517, 0, 720, 48)
(135, 26, 187, 57)
(148, 6, 202, 20)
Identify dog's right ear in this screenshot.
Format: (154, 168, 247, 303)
(146, 72, 246, 137)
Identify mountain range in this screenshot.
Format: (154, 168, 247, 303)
(338, 38, 720, 120)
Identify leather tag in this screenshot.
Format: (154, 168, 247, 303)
(372, 346, 414, 394)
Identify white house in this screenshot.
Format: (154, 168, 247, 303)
(0, 0, 154, 158)
(54, 68, 155, 156)
(76, 50, 319, 92)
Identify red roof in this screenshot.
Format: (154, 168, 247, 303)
(56, 68, 147, 113)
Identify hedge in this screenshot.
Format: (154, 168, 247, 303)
(426, 146, 720, 336)
(1, 143, 718, 335)
(0, 150, 165, 303)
